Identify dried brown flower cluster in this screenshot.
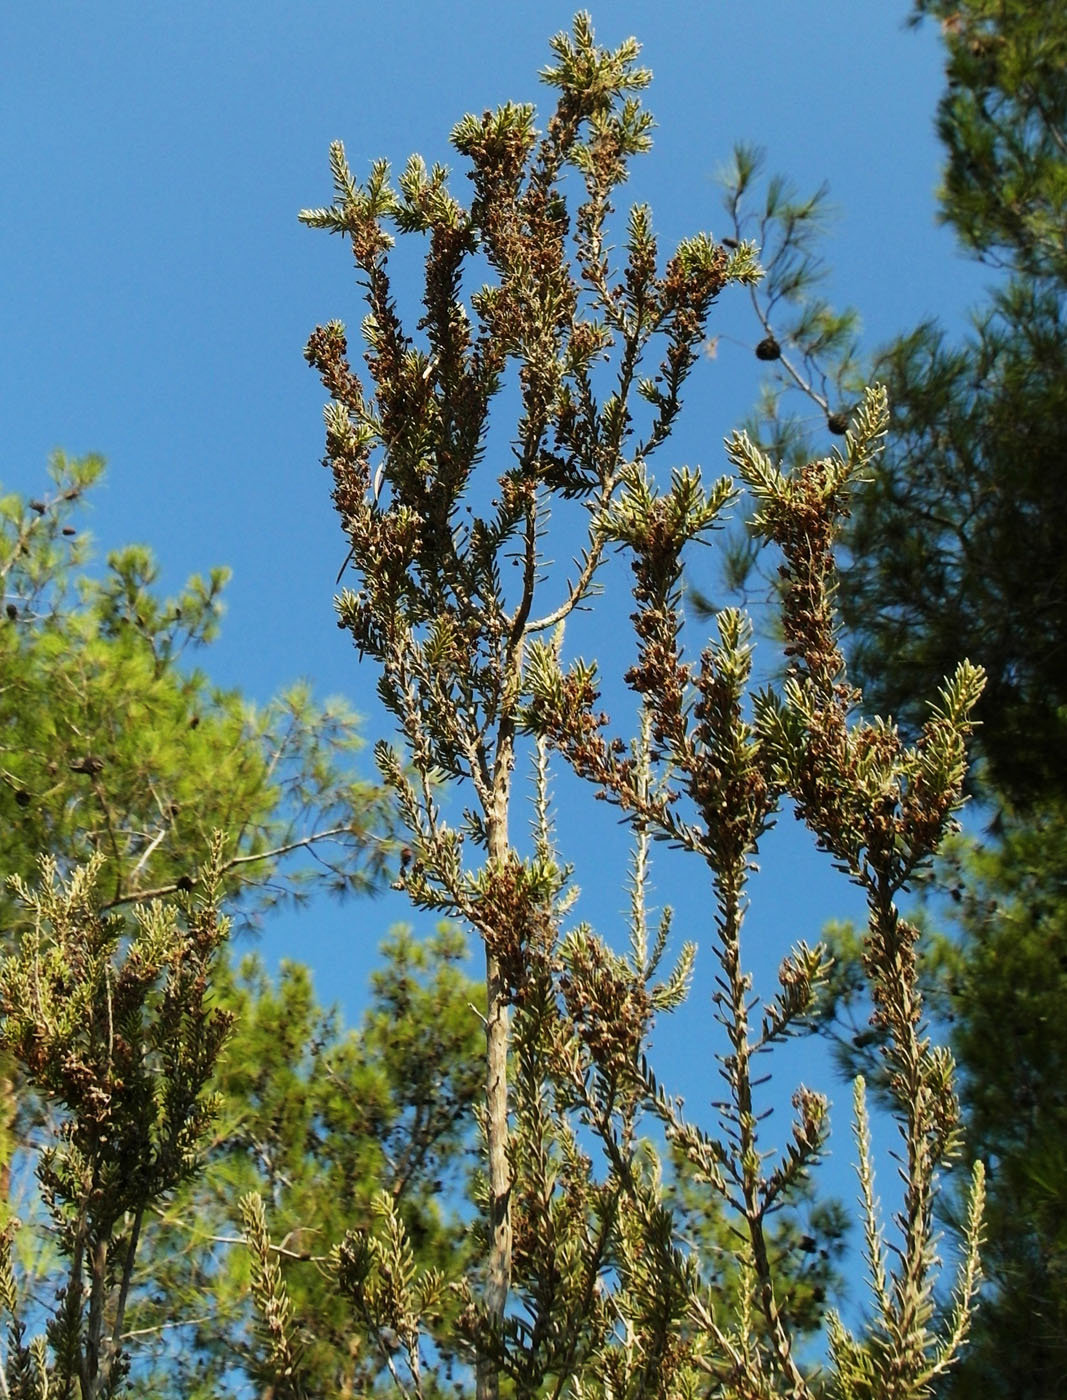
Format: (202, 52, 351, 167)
(291, 14, 986, 1400)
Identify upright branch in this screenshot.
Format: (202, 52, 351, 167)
(528, 450, 822, 1396)
(0, 848, 233, 1397)
(731, 388, 987, 1395)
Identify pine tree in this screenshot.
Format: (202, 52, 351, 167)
(0, 851, 234, 1398)
(934, 810, 1067, 1398)
(0, 451, 392, 921)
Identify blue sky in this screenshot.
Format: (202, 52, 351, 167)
(2, 0, 988, 1309)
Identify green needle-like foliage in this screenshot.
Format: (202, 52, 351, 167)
(0, 452, 392, 924)
(713, 2, 1067, 808)
(0, 455, 473, 1395)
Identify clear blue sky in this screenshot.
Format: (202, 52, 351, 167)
(1, 0, 987, 1307)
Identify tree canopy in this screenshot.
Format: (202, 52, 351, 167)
(0, 456, 488, 1395)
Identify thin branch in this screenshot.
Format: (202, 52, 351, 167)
(128, 824, 169, 881)
(120, 1313, 217, 1342)
(99, 825, 386, 910)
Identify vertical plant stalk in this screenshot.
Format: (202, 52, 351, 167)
(480, 576, 531, 1375)
(718, 870, 807, 1397)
